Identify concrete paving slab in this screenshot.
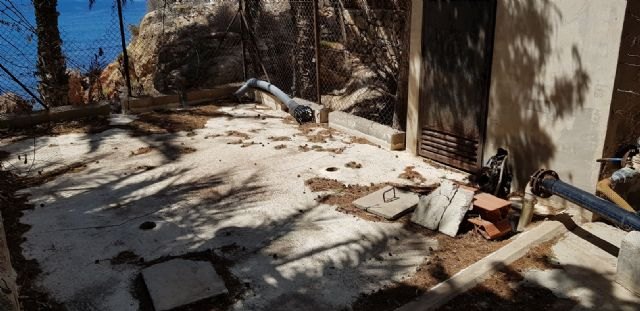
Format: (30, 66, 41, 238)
(547, 222, 640, 310)
(6, 104, 466, 310)
(411, 181, 457, 231)
(142, 259, 227, 311)
(438, 187, 474, 237)
(353, 186, 419, 220)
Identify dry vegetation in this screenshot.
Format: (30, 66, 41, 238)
(305, 177, 389, 222)
(298, 144, 346, 154)
(398, 166, 427, 183)
(438, 238, 576, 311)
(0, 117, 112, 142)
(130, 146, 155, 157)
(303, 178, 515, 311)
(297, 123, 339, 144)
(126, 106, 229, 136)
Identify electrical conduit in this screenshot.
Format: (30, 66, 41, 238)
(234, 78, 315, 124)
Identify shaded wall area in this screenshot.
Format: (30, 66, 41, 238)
(484, 0, 626, 196)
(602, 0, 640, 209)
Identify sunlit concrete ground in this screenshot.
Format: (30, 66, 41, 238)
(2, 104, 465, 310)
(527, 222, 640, 311)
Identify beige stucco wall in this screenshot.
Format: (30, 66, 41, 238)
(484, 0, 626, 195)
(405, 0, 423, 155)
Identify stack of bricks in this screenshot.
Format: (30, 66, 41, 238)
(468, 192, 512, 239)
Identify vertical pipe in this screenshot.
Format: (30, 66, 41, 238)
(239, 0, 248, 81)
(116, 0, 133, 97)
(312, 0, 322, 105)
(0, 62, 48, 110)
(517, 184, 536, 232)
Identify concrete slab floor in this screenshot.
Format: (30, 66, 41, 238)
(1, 104, 465, 311)
(524, 222, 640, 311)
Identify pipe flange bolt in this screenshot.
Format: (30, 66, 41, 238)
(530, 169, 559, 198)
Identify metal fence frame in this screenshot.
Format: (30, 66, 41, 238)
(1, 0, 410, 127)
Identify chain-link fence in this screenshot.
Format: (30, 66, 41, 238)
(0, 0, 144, 112)
(244, 0, 319, 102)
(245, 0, 409, 127)
(0, 0, 40, 111)
(1, 0, 410, 128)
(317, 0, 410, 127)
(128, 0, 242, 97)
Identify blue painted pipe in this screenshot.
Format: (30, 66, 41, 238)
(234, 78, 314, 124)
(539, 177, 640, 231)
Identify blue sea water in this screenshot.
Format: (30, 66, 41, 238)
(0, 0, 147, 99)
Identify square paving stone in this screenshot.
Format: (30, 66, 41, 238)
(411, 180, 457, 230)
(142, 259, 228, 311)
(438, 186, 475, 237)
(354, 186, 419, 220)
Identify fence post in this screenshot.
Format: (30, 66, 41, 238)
(312, 0, 322, 106)
(239, 0, 248, 80)
(116, 0, 133, 98)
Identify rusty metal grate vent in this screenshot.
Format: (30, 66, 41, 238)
(419, 127, 480, 172)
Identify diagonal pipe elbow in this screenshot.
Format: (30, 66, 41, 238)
(235, 78, 314, 124)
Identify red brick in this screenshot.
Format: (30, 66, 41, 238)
(473, 193, 511, 211)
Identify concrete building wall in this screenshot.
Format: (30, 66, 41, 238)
(601, 1, 640, 210)
(483, 0, 627, 195)
(405, 0, 423, 155)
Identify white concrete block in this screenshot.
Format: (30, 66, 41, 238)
(329, 111, 406, 150)
(617, 231, 640, 296)
(142, 259, 228, 311)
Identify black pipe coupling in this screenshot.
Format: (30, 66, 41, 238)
(530, 169, 559, 198)
(293, 105, 315, 124)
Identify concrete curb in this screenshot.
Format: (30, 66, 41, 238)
(396, 220, 569, 311)
(329, 111, 406, 150)
(0, 102, 110, 129)
(0, 213, 19, 311)
(123, 83, 241, 113)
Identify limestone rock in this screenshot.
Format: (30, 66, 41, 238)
(0, 93, 32, 114)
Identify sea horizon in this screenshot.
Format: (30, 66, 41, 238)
(0, 0, 147, 101)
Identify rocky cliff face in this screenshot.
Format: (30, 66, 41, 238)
(0, 93, 32, 114)
(103, 3, 243, 96)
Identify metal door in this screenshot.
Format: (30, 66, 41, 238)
(419, 0, 497, 172)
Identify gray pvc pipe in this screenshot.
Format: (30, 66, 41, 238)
(234, 78, 301, 112)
